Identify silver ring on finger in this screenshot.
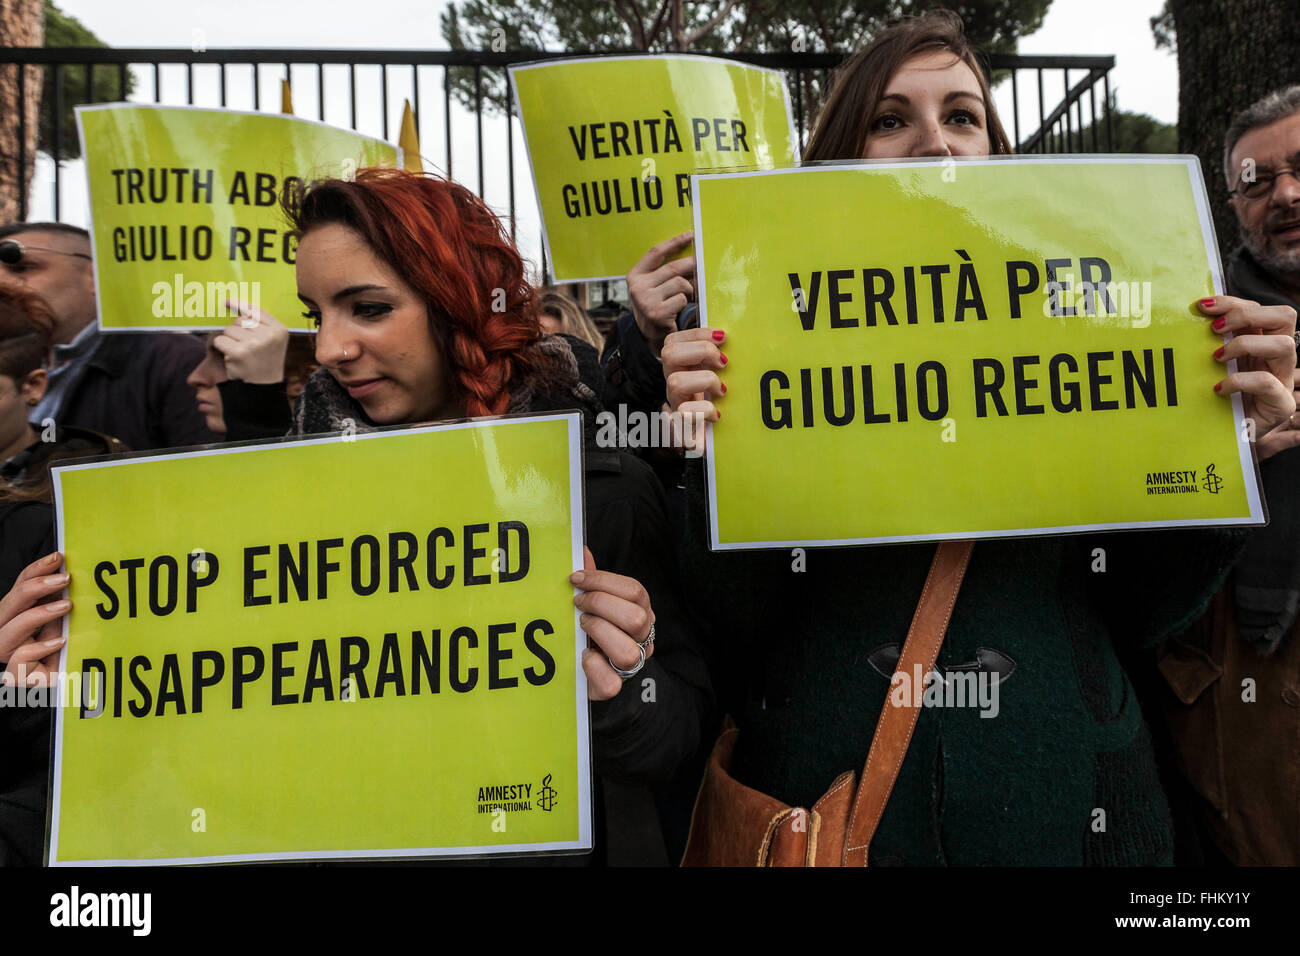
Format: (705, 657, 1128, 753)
(608, 642, 646, 680)
(638, 621, 655, 655)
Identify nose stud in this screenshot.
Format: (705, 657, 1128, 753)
(342, 347, 350, 359)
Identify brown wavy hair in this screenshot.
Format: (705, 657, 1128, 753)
(804, 9, 1013, 162)
(284, 168, 549, 417)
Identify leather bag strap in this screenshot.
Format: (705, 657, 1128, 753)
(842, 539, 974, 866)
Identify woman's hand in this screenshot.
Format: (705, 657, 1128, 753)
(213, 300, 291, 384)
(570, 547, 656, 701)
(662, 326, 726, 455)
(1203, 295, 1297, 435)
(0, 551, 69, 688)
(627, 232, 696, 358)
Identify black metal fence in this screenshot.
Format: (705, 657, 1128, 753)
(0, 46, 1114, 234)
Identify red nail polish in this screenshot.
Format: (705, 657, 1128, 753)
(719, 353, 728, 366)
(1200, 297, 1216, 308)
(720, 382, 727, 394)
(1214, 346, 1225, 359)
(715, 410, 721, 421)
(711, 329, 725, 342)
(1214, 382, 1223, 393)
(1212, 318, 1226, 331)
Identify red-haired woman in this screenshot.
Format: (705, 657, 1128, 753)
(0, 170, 709, 864)
(283, 172, 710, 855)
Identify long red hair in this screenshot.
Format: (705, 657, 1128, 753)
(285, 168, 542, 417)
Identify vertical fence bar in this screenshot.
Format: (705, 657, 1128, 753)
(1089, 80, 1098, 151)
(444, 65, 453, 179)
(317, 62, 324, 120)
(1010, 69, 1020, 149)
(153, 62, 160, 102)
(412, 64, 420, 158)
(1103, 72, 1113, 151)
(349, 63, 356, 130)
(381, 64, 389, 140)
(283, 62, 291, 113)
(84, 60, 93, 105)
(51, 65, 62, 218)
(505, 69, 516, 240)
(53, 65, 63, 219)
(794, 68, 804, 150)
(1062, 70, 1071, 153)
(219, 62, 226, 107)
(17, 60, 27, 220)
(474, 65, 484, 196)
(1036, 68, 1045, 154)
(253, 62, 261, 110)
(186, 61, 193, 104)
(119, 62, 128, 102)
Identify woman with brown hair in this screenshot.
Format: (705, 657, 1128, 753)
(538, 290, 605, 353)
(649, 10, 1297, 865)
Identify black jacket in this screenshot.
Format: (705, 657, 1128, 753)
(217, 380, 294, 441)
(54, 332, 220, 451)
(0, 500, 55, 866)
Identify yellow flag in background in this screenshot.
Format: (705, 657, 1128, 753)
(399, 99, 424, 172)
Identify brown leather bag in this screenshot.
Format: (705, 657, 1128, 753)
(681, 539, 975, 867)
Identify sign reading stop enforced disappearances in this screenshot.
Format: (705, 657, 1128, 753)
(76, 105, 399, 332)
(48, 415, 590, 865)
(694, 158, 1265, 549)
(510, 55, 798, 282)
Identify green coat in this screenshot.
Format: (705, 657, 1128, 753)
(682, 461, 1245, 865)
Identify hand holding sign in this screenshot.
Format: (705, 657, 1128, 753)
(628, 231, 697, 357)
(571, 546, 656, 700)
(0, 552, 70, 687)
(663, 326, 726, 455)
(212, 300, 292, 384)
(1257, 368, 1300, 461)
(1201, 295, 1298, 434)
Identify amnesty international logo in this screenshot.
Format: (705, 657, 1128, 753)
(1202, 463, 1223, 495)
(537, 774, 558, 812)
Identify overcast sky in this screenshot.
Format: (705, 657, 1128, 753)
(30, 0, 1178, 274)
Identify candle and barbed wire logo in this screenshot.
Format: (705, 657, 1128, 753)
(537, 774, 558, 812)
(1202, 463, 1224, 494)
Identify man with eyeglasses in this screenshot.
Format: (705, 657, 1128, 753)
(1148, 86, 1300, 867)
(0, 222, 216, 451)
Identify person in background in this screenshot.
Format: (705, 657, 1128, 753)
(538, 290, 604, 353)
(185, 303, 317, 440)
(0, 222, 218, 451)
(1149, 84, 1300, 866)
(0, 283, 121, 867)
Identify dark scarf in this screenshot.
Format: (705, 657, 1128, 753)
(290, 334, 602, 443)
(1225, 245, 1300, 653)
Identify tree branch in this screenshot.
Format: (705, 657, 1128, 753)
(612, 0, 649, 47)
(685, 0, 739, 46)
(646, 0, 675, 47)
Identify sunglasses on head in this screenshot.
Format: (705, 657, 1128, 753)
(0, 238, 92, 266)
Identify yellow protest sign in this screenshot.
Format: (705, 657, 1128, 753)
(48, 415, 590, 864)
(75, 105, 399, 332)
(694, 158, 1264, 548)
(510, 55, 798, 282)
